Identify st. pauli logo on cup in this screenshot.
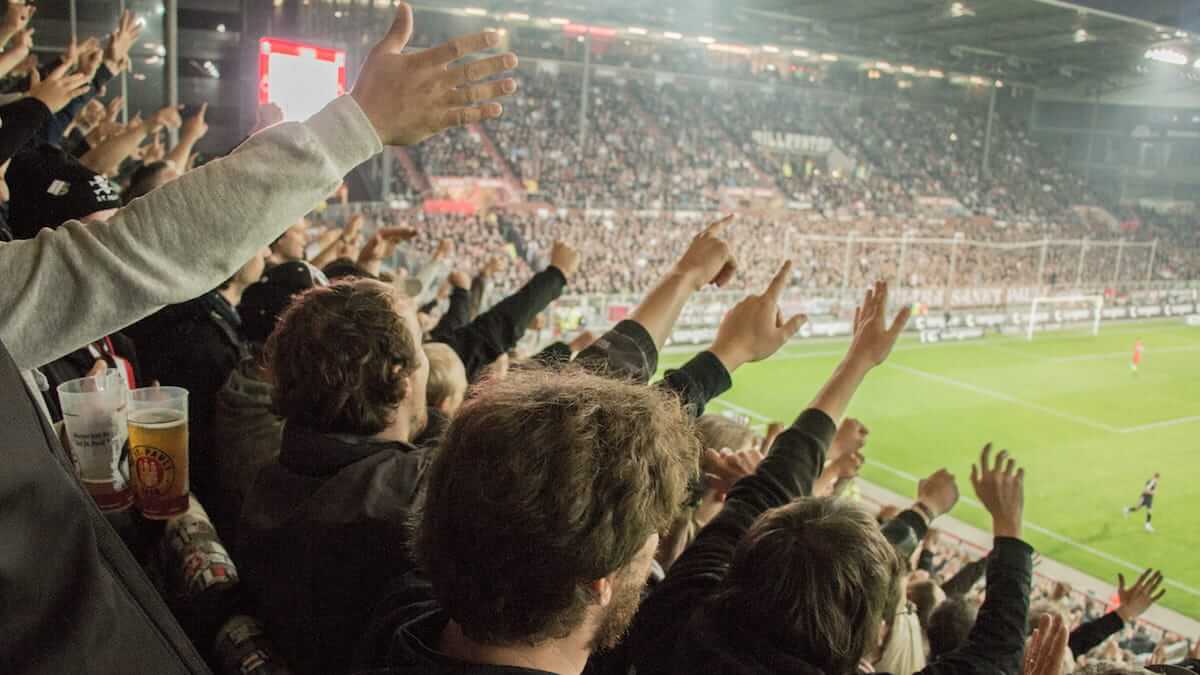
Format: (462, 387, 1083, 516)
(127, 387, 190, 519)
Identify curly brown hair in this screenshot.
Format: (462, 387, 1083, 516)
(414, 366, 700, 646)
(265, 278, 418, 435)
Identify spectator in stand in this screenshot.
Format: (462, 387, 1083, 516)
(235, 276, 432, 674)
(419, 342, 467, 445)
(0, 5, 517, 671)
(355, 220, 795, 673)
(209, 260, 326, 539)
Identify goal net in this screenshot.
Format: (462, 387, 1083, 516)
(1026, 295, 1103, 340)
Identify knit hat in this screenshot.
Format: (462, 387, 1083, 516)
(6, 144, 122, 239)
(239, 261, 327, 344)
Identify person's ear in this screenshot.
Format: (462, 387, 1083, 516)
(589, 577, 614, 608)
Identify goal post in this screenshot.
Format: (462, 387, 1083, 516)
(1026, 295, 1103, 340)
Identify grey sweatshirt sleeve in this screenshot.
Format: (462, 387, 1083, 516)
(0, 95, 382, 370)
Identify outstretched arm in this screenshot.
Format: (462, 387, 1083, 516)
(1, 3, 517, 370)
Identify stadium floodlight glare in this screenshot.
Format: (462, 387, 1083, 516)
(928, 68, 945, 78)
(968, 75, 985, 85)
(876, 60, 893, 70)
(662, 31, 683, 40)
(820, 52, 838, 61)
(627, 26, 648, 35)
(1073, 28, 1089, 43)
(548, 17, 570, 25)
(950, 2, 974, 17)
(1177, 30, 1189, 38)
(762, 45, 779, 53)
(900, 64, 916, 73)
(697, 36, 716, 44)
(1145, 48, 1188, 65)
(505, 12, 530, 21)
(709, 43, 751, 55)
(462, 7, 488, 16)
(995, 79, 1003, 87)
(792, 48, 810, 57)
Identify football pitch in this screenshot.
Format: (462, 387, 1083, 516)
(658, 317, 1200, 620)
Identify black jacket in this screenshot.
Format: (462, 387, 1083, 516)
(624, 406, 1035, 675)
(124, 290, 248, 504)
(1068, 611, 1125, 658)
(430, 267, 566, 383)
(0, 340, 209, 674)
(0, 97, 50, 164)
(352, 332, 732, 673)
(236, 424, 430, 675)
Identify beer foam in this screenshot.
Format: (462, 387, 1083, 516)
(128, 407, 187, 429)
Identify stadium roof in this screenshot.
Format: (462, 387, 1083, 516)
(416, 0, 1199, 90)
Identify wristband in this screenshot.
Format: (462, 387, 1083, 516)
(912, 501, 935, 523)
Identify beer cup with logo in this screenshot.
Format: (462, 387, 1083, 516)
(127, 386, 190, 519)
(57, 371, 135, 511)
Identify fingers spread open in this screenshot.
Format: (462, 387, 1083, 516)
(441, 102, 503, 130)
(443, 77, 517, 107)
(421, 30, 501, 68)
(443, 52, 518, 88)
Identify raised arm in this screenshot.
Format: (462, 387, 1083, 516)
(0, 3, 517, 370)
(1069, 569, 1165, 657)
(921, 444, 1032, 675)
(435, 241, 577, 381)
(164, 102, 208, 170)
(629, 215, 737, 349)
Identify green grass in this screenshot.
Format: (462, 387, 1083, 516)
(659, 317, 1200, 620)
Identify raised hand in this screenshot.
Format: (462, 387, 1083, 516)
(709, 260, 806, 371)
(569, 330, 598, 354)
(971, 443, 1025, 539)
(180, 102, 209, 142)
(105, 9, 144, 72)
(350, 2, 517, 145)
(1115, 569, 1166, 622)
(673, 215, 737, 290)
(829, 417, 869, 464)
(2, 2, 35, 34)
(28, 62, 92, 113)
(549, 240, 580, 280)
(433, 238, 455, 261)
(377, 225, 419, 243)
(78, 42, 105, 80)
(701, 448, 765, 498)
(917, 468, 960, 519)
(1023, 613, 1069, 675)
(847, 280, 911, 369)
(447, 270, 471, 290)
(150, 105, 183, 132)
(814, 448, 864, 497)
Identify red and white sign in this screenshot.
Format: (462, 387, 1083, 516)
(258, 38, 347, 122)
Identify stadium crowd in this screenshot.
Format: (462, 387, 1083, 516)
(1, 4, 1198, 675)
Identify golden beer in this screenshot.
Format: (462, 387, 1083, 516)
(128, 407, 190, 519)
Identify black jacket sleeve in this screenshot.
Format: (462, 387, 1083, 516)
(428, 287, 470, 341)
(625, 409, 836, 675)
(0, 97, 51, 163)
(941, 555, 989, 597)
(882, 509, 929, 562)
(1068, 611, 1124, 658)
(918, 537, 1034, 675)
(437, 267, 565, 382)
(656, 351, 731, 418)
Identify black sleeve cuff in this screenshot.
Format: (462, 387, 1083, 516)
(667, 350, 731, 401)
(543, 265, 568, 287)
(790, 409, 837, 450)
(990, 536, 1035, 570)
(93, 63, 116, 88)
(575, 319, 658, 384)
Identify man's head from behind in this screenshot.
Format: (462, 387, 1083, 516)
(126, 160, 180, 202)
(266, 278, 427, 439)
(928, 595, 980, 659)
(423, 343, 467, 417)
(707, 497, 904, 675)
(271, 220, 309, 263)
(695, 414, 755, 453)
(415, 367, 700, 651)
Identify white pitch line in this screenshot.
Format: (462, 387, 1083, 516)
(886, 362, 1121, 433)
(1119, 415, 1200, 434)
(706, 398, 1200, 600)
(866, 461, 1200, 599)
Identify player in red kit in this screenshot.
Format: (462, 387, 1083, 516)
(1131, 338, 1144, 373)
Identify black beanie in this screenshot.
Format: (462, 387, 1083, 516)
(6, 144, 123, 239)
(238, 261, 326, 345)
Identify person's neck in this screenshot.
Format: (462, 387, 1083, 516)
(219, 282, 246, 307)
(438, 620, 590, 675)
(372, 415, 411, 445)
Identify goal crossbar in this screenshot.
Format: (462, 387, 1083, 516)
(1027, 295, 1103, 340)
